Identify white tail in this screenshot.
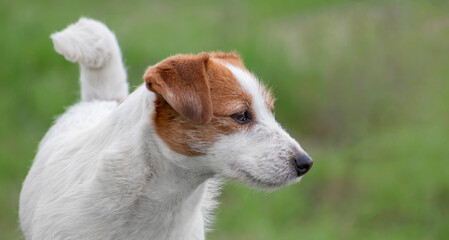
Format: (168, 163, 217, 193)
(51, 18, 129, 101)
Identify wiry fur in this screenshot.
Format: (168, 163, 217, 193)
(19, 18, 311, 240)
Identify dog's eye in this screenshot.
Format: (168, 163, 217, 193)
(231, 111, 252, 124)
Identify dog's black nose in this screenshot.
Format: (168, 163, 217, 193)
(293, 154, 313, 176)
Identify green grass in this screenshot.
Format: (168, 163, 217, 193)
(1, 0, 448, 239)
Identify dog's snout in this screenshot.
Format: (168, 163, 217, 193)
(293, 154, 313, 176)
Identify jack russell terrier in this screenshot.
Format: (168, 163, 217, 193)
(19, 18, 313, 240)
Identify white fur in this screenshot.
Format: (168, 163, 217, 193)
(51, 18, 128, 101)
(19, 18, 309, 240)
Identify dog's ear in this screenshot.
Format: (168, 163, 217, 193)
(144, 53, 212, 124)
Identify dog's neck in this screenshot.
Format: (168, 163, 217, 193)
(93, 85, 216, 239)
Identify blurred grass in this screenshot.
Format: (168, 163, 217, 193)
(1, 0, 449, 239)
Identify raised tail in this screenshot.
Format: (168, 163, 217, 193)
(51, 17, 129, 102)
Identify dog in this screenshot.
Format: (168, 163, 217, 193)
(19, 18, 313, 240)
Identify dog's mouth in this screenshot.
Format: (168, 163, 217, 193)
(237, 168, 299, 189)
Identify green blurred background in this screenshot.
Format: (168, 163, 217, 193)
(1, 0, 448, 239)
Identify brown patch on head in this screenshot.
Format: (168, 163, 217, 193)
(145, 52, 253, 156)
(212, 51, 275, 111)
(144, 53, 212, 124)
(210, 51, 246, 69)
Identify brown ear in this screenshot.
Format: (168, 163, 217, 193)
(144, 53, 212, 124)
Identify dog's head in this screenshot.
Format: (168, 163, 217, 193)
(144, 52, 312, 189)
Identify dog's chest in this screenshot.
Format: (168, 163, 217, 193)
(112, 181, 210, 240)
